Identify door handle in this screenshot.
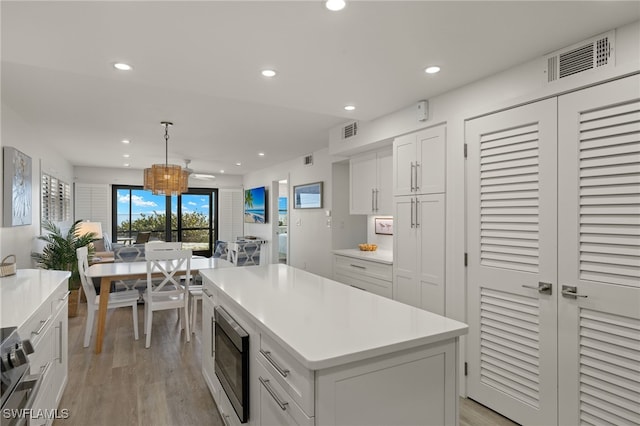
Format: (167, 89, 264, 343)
(414, 162, 420, 191)
(410, 198, 415, 228)
(410, 162, 415, 191)
(522, 282, 552, 295)
(372, 188, 375, 212)
(375, 189, 379, 212)
(561, 285, 588, 299)
(415, 197, 420, 228)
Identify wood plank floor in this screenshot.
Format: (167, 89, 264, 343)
(55, 301, 518, 426)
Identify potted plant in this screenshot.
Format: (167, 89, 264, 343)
(32, 219, 97, 317)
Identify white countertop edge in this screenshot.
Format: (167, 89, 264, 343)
(260, 321, 467, 370)
(332, 249, 393, 264)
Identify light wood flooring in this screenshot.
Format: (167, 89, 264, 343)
(55, 301, 518, 426)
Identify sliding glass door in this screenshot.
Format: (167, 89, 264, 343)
(114, 186, 217, 257)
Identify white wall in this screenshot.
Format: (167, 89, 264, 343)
(243, 148, 360, 279)
(1, 104, 74, 268)
(331, 160, 366, 250)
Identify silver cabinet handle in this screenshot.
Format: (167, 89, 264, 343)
(415, 197, 420, 228)
(259, 349, 290, 377)
(203, 288, 213, 298)
(410, 161, 416, 192)
(59, 291, 70, 301)
(259, 376, 289, 411)
(562, 285, 588, 299)
(414, 162, 420, 191)
(371, 188, 375, 213)
(350, 264, 366, 270)
(375, 189, 379, 212)
(32, 316, 51, 336)
(522, 282, 552, 295)
(410, 198, 415, 228)
(55, 321, 63, 363)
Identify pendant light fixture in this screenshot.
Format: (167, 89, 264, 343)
(143, 121, 189, 196)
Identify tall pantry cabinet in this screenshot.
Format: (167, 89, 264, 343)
(392, 125, 446, 315)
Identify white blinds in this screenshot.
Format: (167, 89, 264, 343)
(41, 173, 70, 222)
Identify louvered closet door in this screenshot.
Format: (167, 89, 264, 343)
(466, 98, 558, 425)
(558, 75, 640, 426)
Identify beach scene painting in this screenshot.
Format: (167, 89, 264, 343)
(244, 186, 267, 223)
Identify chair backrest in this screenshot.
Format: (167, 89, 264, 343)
(145, 241, 182, 252)
(135, 231, 151, 244)
(227, 242, 239, 265)
(212, 240, 228, 259)
(114, 244, 145, 262)
(77, 246, 97, 305)
(145, 248, 192, 297)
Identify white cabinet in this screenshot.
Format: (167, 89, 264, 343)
(393, 125, 446, 315)
(14, 274, 69, 426)
(333, 254, 393, 298)
(350, 147, 392, 215)
(393, 126, 445, 196)
(201, 285, 217, 396)
(393, 194, 445, 315)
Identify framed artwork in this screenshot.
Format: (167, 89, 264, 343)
(293, 182, 323, 209)
(374, 217, 393, 235)
(3, 146, 32, 226)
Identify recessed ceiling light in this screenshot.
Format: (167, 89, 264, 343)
(258, 152, 265, 156)
(123, 163, 130, 167)
(220, 170, 225, 174)
(344, 105, 356, 111)
(121, 139, 130, 144)
(425, 66, 441, 74)
(236, 162, 242, 166)
(113, 62, 133, 71)
(261, 69, 277, 77)
(326, 0, 346, 11)
(123, 154, 130, 158)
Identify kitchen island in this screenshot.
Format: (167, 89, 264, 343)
(200, 264, 467, 426)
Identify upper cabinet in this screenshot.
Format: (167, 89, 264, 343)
(393, 126, 446, 196)
(350, 147, 393, 215)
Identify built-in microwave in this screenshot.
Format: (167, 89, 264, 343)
(214, 306, 250, 423)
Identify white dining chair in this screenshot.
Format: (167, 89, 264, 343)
(77, 246, 139, 348)
(143, 248, 192, 348)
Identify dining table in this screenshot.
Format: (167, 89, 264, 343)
(86, 257, 233, 353)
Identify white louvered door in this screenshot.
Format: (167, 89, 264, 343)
(558, 75, 640, 426)
(466, 98, 558, 425)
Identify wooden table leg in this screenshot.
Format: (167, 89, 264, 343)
(95, 276, 111, 354)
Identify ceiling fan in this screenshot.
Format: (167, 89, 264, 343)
(183, 159, 216, 181)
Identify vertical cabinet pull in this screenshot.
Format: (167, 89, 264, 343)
(414, 162, 420, 191)
(415, 198, 420, 228)
(371, 188, 375, 212)
(410, 162, 415, 191)
(375, 189, 379, 212)
(410, 198, 415, 228)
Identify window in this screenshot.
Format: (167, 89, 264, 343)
(41, 173, 71, 221)
(113, 186, 218, 257)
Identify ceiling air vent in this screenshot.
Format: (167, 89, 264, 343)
(545, 31, 614, 83)
(303, 154, 313, 166)
(342, 122, 358, 140)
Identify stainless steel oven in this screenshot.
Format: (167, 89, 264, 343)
(1, 327, 42, 426)
(214, 306, 249, 423)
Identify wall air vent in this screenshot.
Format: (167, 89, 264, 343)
(545, 31, 614, 83)
(342, 122, 358, 140)
(303, 154, 313, 166)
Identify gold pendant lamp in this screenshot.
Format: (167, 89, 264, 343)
(143, 121, 189, 196)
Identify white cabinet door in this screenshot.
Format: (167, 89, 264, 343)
(466, 98, 558, 426)
(417, 126, 446, 194)
(418, 194, 445, 315)
(350, 151, 377, 214)
(393, 126, 446, 196)
(393, 196, 419, 306)
(375, 148, 393, 215)
(201, 291, 216, 390)
(393, 133, 417, 196)
(52, 296, 68, 407)
(557, 75, 640, 426)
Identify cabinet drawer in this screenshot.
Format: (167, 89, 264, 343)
(256, 360, 314, 426)
(334, 272, 392, 299)
(334, 255, 392, 281)
(20, 300, 53, 349)
(51, 284, 70, 313)
(259, 333, 314, 416)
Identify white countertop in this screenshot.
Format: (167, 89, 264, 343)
(0, 269, 70, 328)
(200, 264, 467, 370)
(333, 248, 393, 264)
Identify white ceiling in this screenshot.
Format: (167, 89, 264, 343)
(2, 1, 639, 177)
